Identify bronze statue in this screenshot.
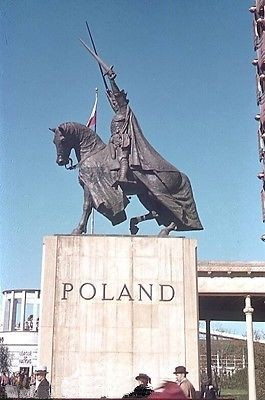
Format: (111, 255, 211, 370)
(108, 78, 131, 184)
(49, 43, 203, 236)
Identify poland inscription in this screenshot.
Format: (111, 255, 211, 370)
(61, 282, 175, 302)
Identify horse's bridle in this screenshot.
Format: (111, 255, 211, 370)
(64, 144, 106, 171)
(64, 158, 77, 170)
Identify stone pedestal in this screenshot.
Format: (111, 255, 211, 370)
(39, 235, 199, 398)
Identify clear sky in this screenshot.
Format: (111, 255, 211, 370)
(1, 0, 264, 315)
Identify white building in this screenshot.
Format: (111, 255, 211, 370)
(0, 289, 40, 374)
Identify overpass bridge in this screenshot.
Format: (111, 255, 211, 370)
(197, 260, 265, 397)
(198, 260, 265, 322)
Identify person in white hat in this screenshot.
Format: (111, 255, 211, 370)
(34, 366, 50, 399)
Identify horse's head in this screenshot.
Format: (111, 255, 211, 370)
(49, 125, 75, 167)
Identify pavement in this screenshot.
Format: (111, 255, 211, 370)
(3, 384, 32, 398)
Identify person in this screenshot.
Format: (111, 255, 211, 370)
(0, 372, 9, 399)
(123, 373, 153, 397)
(15, 372, 23, 398)
(34, 366, 50, 399)
(10, 372, 16, 386)
(173, 366, 196, 400)
(200, 380, 217, 400)
(29, 373, 36, 398)
(23, 372, 29, 389)
(149, 380, 187, 400)
(0, 372, 9, 387)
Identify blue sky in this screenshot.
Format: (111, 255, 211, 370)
(0, 1, 264, 332)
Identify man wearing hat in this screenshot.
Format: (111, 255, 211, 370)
(34, 366, 50, 399)
(173, 366, 196, 400)
(123, 373, 153, 397)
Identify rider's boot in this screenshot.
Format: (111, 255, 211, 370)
(118, 157, 129, 183)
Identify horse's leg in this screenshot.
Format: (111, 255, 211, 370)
(72, 186, 92, 235)
(158, 222, 177, 237)
(130, 211, 158, 235)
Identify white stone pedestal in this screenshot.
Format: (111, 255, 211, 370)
(39, 235, 199, 398)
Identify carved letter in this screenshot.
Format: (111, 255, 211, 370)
(79, 283, 96, 300)
(138, 284, 153, 301)
(117, 284, 134, 301)
(159, 284, 175, 302)
(61, 283, 73, 300)
(102, 283, 114, 300)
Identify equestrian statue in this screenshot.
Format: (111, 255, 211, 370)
(49, 39, 203, 237)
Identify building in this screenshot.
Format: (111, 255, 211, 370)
(0, 289, 40, 375)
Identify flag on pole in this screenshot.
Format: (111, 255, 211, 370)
(86, 88, 98, 129)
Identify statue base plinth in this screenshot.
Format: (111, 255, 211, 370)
(39, 235, 199, 398)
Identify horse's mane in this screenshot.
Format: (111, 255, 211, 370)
(59, 122, 91, 136)
(58, 122, 106, 154)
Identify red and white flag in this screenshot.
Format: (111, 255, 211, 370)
(86, 88, 98, 129)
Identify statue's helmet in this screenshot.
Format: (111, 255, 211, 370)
(114, 89, 129, 108)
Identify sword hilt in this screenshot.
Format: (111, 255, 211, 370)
(104, 65, 116, 80)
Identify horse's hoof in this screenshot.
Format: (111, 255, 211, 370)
(130, 225, 139, 235)
(158, 229, 169, 237)
(129, 218, 139, 235)
(71, 228, 83, 235)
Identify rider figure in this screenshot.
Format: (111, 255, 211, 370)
(107, 76, 131, 183)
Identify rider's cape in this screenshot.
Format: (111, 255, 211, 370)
(125, 108, 203, 231)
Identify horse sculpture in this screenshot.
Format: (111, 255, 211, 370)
(50, 121, 203, 236)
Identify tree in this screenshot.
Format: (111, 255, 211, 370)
(0, 340, 11, 374)
(254, 342, 265, 400)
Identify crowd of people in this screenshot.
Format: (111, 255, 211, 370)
(1, 364, 217, 399)
(0, 365, 50, 399)
(123, 365, 217, 400)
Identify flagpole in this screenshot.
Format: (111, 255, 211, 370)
(94, 88, 98, 134)
(90, 200, 95, 234)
